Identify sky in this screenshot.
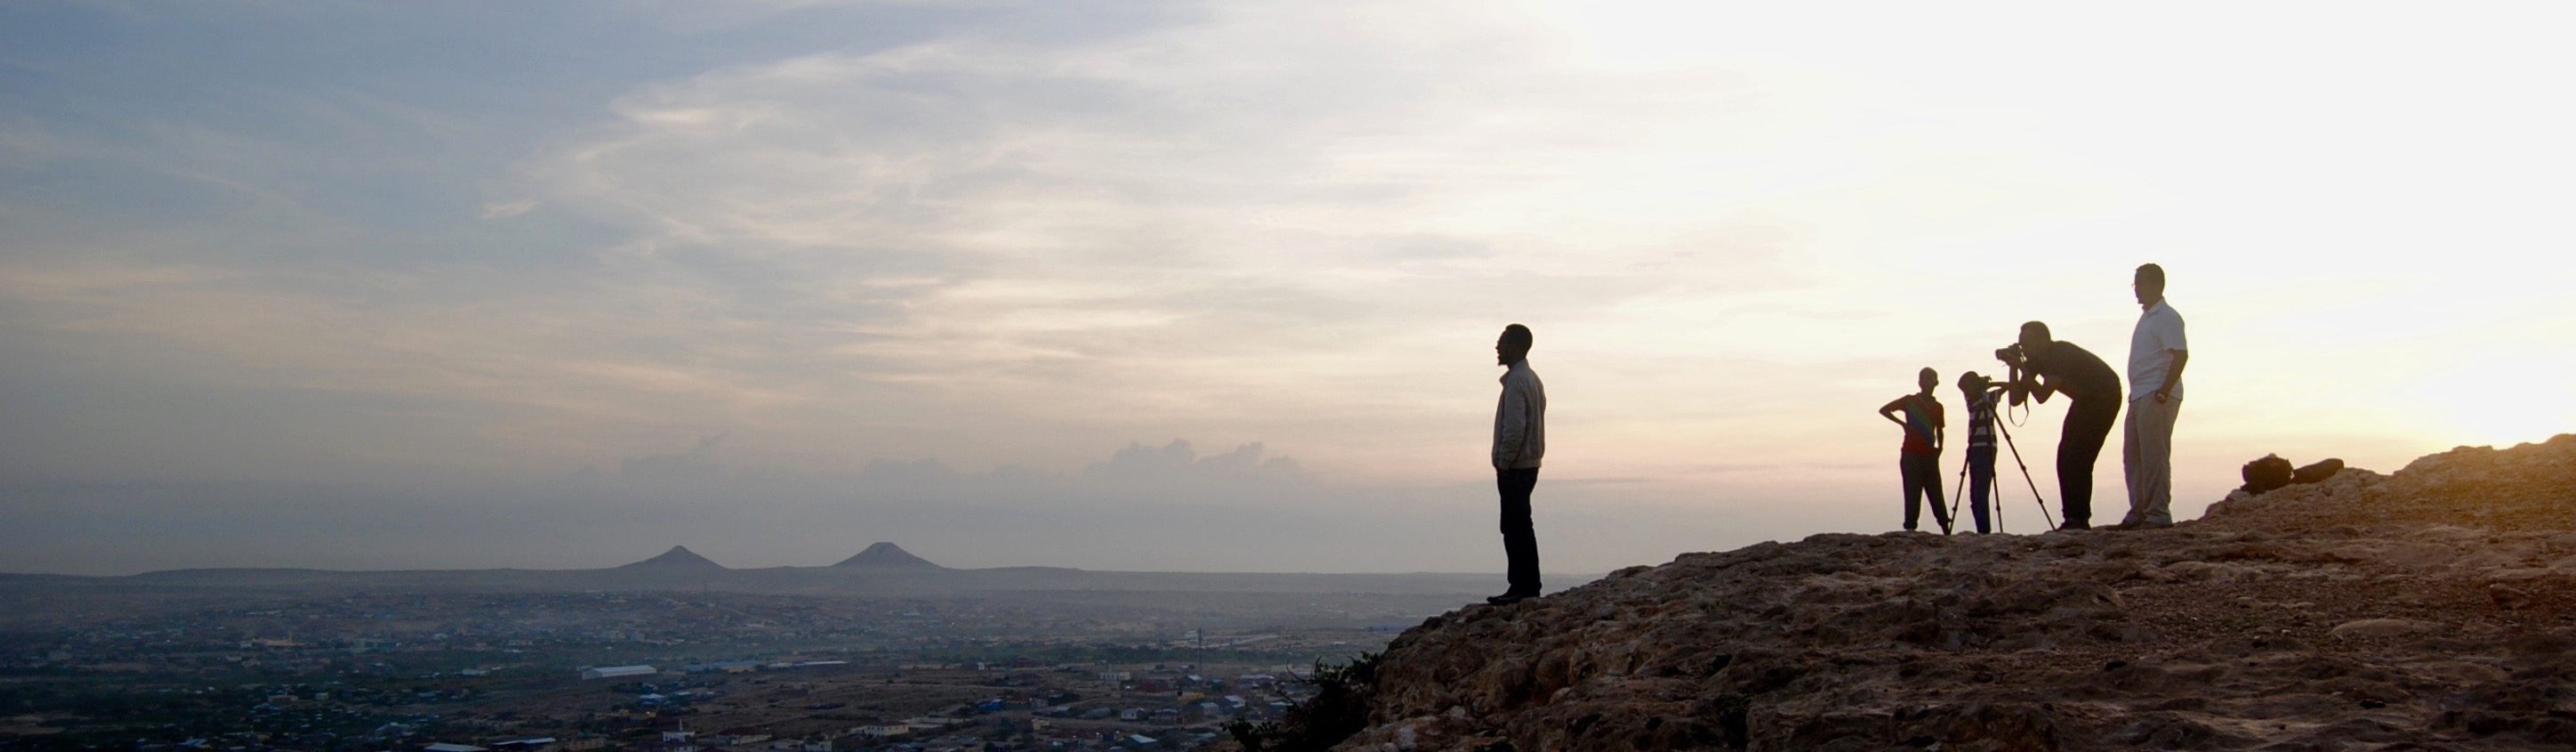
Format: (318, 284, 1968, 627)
(3, 1, 2572, 576)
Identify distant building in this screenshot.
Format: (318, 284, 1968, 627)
(582, 665, 659, 680)
(904, 716, 964, 732)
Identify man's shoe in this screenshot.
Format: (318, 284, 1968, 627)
(2102, 521, 2140, 531)
(1485, 591, 1537, 605)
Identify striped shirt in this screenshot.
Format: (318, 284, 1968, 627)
(1964, 387, 2000, 449)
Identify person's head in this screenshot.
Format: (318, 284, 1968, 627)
(1918, 367, 1938, 394)
(1496, 324, 1533, 366)
(2133, 263, 2166, 307)
(1958, 370, 1989, 395)
(2018, 320, 2054, 359)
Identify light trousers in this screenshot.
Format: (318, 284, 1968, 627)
(2121, 396, 2182, 525)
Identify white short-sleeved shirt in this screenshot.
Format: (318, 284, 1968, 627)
(2129, 300, 2186, 401)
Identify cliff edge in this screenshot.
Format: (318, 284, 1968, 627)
(1338, 434, 2576, 751)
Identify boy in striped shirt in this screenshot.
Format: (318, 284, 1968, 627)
(1957, 371, 2006, 534)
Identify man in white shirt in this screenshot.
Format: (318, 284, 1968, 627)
(1488, 324, 1546, 604)
(2114, 263, 2188, 530)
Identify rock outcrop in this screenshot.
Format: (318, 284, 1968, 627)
(1341, 434, 2576, 751)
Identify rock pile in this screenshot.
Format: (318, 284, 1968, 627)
(1339, 434, 2576, 751)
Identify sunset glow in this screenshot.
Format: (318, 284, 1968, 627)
(4, 1, 2571, 575)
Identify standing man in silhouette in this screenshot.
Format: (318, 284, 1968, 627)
(1879, 368, 1952, 534)
(2113, 263, 2189, 530)
(2004, 321, 2121, 530)
(1489, 323, 1547, 605)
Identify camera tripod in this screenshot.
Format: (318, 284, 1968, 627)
(1948, 403, 2058, 532)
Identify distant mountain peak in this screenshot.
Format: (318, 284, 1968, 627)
(620, 546, 725, 570)
(833, 542, 941, 569)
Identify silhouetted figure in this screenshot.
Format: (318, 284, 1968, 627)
(2112, 263, 2189, 530)
(1955, 370, 2006, 534)
(1880, 368, 1952, 534)
(1488, 324, 1547, 605)
(2001, 321, 2121, 530)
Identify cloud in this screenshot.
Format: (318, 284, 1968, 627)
(8, 0, 2576, 578)
(619, 433, 730, 483)
(4, 1, 1813, 491)
(450, 0, 1810, 473)
(479, 198, 541, 219)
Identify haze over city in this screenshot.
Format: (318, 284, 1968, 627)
(4, 0, 2572, 576)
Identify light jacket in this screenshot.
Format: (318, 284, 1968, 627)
(1492, 360, 1547, 470)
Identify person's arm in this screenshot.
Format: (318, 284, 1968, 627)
(2027, 371, 2059, 404)
(1879, 396, 1911, 429)
(2153, 350, 2187, 402)
(1493, 378, 1529, 471)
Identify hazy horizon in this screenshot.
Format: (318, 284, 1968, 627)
(5, 1, 2572, 577)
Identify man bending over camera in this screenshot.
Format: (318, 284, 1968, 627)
(1999, 321, 2121, 530)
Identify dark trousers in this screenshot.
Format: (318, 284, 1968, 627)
(1497, 467, 1541, 594)
(1900, 453, 1950, 532)
(2058, 399, 2119, 529)
(1964, 445, 1995, 534)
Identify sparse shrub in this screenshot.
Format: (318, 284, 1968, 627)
(1225, 719, 1280, 751)
(1225, 651, 1379, 752)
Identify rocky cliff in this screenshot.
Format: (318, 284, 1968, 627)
(1340, 435, 2576, 751)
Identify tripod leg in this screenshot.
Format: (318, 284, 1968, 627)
(1949, 458, 1968, 532)
(1994, 418, 2058, 530)
(1987, 451, 2005, 533)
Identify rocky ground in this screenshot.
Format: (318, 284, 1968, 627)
(1340, 434, 2576, 751)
